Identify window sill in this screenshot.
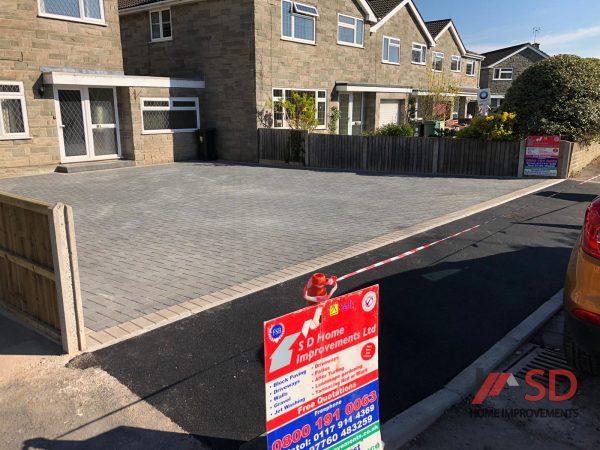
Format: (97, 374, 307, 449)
(142, 129, 199, 135)
(492, 79, 513, 81)
(411, 61, 426, 66)
(382, 61, 400, 66)
(150, 37, 173, 43)
(432, 69, 443, 72)
(0, 135, 32, 141)
(466, 74, 476, 77)
(281, 36, 316, 46)
(38, 13, 107, 27)
(451, 69, 461, 73)
(337, 41, 364, 49)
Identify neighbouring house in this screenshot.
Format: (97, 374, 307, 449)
(480, 43, 549, 109)
(0, 0, 204, 177)
(118, 0, 484, 162)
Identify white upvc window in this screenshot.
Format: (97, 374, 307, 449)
(432, 52, 444, 72)
(493, 68, 513, 80)
(272, 88, 327, 130)
(411, 43, 427, 65)
(141, 97, 200, 134)
(150, 9, 172, 42)
(281, 1, 318, 44)
(337, 14, 364, 48)
(466, 59, 476, 76)
(0, 82, 30, 140)
(451, 55, 461, 72)
(382, 36, 401, 65)
(38, 0, 105, 25)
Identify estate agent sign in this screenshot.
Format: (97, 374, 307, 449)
(264, 286, 381, 450)
(524, 135, 561, 177)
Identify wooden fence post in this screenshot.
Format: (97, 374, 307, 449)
(432, 139, 439, 174)
(362, 136, 369, 170)
(304, 132, 310, 167)
(48, 203, 86, 354)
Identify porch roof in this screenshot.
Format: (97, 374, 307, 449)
(336, 82, 479, 96)
(42, 71, 205, 89)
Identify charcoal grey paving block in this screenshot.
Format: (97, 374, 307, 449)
(0, 163, 543, 330)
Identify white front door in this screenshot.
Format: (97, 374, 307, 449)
(379, 100, 400, 127)
(55, 86, 121, 162)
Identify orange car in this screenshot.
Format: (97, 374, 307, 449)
(564, 196, 600, 375)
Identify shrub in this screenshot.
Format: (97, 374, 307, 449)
(328, 106, 341, 134)
(370, 123, 414, 137)
(457, 112, 518, 141)
(502, 55, 600, 143)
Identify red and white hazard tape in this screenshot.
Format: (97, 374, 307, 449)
(337, 224, 481, 282)
(580, 174, 600, 185)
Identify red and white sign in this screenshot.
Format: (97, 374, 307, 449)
(524, 135, 561, 176)
(264, 286, 381, 450)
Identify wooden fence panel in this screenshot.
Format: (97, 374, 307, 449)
(308, 134, 364, 170)
(258, 129, 522, 177)
(0, 193, 85, 354)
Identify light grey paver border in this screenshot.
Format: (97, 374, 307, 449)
(85, 178, 564, 351)
(380, 290, 563, 449)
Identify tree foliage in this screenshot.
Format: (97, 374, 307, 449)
(457, 112, 518, 141)
(419, 72, 459, 121)
(279, 92, 319, 132)
(367, 123, 414, 137)
(502, 55, 600, 143)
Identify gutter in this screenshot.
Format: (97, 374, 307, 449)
(119, 0, 201, 16)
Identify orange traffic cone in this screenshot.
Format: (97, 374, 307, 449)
(303, 273, 337, 307)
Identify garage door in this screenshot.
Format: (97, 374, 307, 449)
(379, 100, 400, 127)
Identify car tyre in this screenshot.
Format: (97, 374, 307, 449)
(564, 325, 600, 376)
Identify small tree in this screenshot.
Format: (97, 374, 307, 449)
(503, 55, 600, 143)
(279, 92, 319, 132)
(419, 72, 459, 121)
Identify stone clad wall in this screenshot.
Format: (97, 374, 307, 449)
(119, 0, 257, 162)
(485, 48, 546, 95)
(0, 0, 124, 176)
(569, 142, 600, 176)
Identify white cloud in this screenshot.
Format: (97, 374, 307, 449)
(540, 24, 600, 46)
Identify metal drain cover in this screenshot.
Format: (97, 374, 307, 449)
(504, 345, 574, 395)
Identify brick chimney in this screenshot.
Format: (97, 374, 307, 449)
(532, 43, 540, 49)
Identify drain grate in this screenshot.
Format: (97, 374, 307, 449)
(504, 345, 574, 395)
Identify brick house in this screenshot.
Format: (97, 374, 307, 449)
(480, 43, 549, 109)
(118, 0, 484, 162)
(0, 0, 204, 177)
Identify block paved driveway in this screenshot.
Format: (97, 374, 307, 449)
(0, 163, 542, 332)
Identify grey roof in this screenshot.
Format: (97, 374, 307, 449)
(424, 19, 451, 38)
(118, 0, 163, 9)
(365, 0, 404, 19)
(481, 43, 549, 66)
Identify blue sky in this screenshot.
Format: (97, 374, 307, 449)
(414, 0, 600, 57)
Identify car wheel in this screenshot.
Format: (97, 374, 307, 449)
(564, 325, 600, 376)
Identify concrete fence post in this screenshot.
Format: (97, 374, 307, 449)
(48, 203, 86, 354)
(517, 140, 526, 178)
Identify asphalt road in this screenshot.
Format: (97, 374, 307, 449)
(71, 179, 599, 449)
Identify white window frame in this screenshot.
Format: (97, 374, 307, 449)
(0, 81, 30, 141)
(337, 13, 364, 48)
(493, 68, 513, 80)
(382, 36, 401, 65)
(450, 55, 461, 72)
(37, 0, 106, 26)
(281, 1, 318, 45)
(466, 59, 476, 76)
(272, 88, 327, 130)
(149, 8, 172, 42)
(432, 52, 444, 72)
(141, 97, 200, 134)
(411, 42, 427, 65)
